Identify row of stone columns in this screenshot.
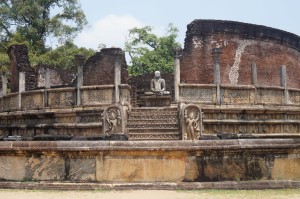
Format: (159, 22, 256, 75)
(173, 47, 290, 105)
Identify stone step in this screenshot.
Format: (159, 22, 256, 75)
(127, 119, 178, 125)
(130, 108, 178, 114)
(128, 123, 179, 129)
(129, 111, 178, 117)
(129, 132, 181, 140)
(129, 115, 178, 120)
(128, 128, 179, 133)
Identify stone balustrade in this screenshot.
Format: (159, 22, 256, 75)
(179, 84, 300, 106)
(0, 84, 130, 112)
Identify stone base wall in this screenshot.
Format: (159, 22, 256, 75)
(0, 140, 299, 182)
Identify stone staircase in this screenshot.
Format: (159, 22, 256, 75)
(128, 107, 181, 140)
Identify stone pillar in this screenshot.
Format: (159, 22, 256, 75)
(1, 73, 7, 96)
(251, 63, 257, 85)
(114, 57, 121, 104)
(45, 69, 51, 89)
(18, 72, 25, 109)
(281, 65, 289, 104)
(211, 48, 222, 104)
(174, 46, 182, 103)
(44, 69, 51, 107)
(75, 55, 85, 106)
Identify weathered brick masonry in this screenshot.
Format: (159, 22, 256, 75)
(180, 20, 300, 88)
(8, 44, 37, 92)
(83, 48, 128, 86)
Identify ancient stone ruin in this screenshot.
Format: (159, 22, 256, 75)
(0, 20, 299, 185)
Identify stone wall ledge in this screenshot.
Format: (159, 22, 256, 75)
(0, 139, 298, 152)
(0, 180, 299, 190)
(80, 85, 114, 90)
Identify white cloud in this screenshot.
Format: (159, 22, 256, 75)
(74, 14, 144, 50)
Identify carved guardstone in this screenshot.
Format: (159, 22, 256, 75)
(103, 105, 128, 140)
(181, 104, 203, 140)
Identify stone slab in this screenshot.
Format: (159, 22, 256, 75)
(96, 155, 187, 182)
(68, 158, 96, 181)
(272, 158, 300, 180)
(140, 95, 172, 107)
(0, 156, 25, 180)
(25, 156, 65, 181)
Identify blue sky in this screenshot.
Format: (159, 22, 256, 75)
(74, 0, 300, 50)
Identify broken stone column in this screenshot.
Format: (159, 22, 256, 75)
(251, 63, 257, 85)
(174, 46, 182, 103)
(114, 57, 121, 104)
(74, 55, 86, 105)
(1, 73, 7, 96)
(281, 65, 289, 104)
(7, 44, 37, 93)
(211, 48, 222, 104)
(18, 72, 25, 109)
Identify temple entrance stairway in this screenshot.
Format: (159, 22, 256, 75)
(127, 107, 181, 140)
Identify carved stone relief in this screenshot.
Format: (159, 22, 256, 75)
(3, 95, 18, 111)
(48, 91, 75, 108)
(181, 104, 203, 140)
(258, 89, 283, 104)
(103, 106, 123, 135)
(81, 89, 113, 105)
(22, 93, 44, 110)
(180, 87, 213, 102)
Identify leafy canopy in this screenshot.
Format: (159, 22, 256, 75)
(125, 23, 181, 75)
(0, 0, 91, 70)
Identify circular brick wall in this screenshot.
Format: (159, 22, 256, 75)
(180, 20, 300, 89)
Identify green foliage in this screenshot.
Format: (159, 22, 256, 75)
(125, 23, 181, 75)
(0, 0, 93, 70)
(0, 0, 87, 54)
(32, 42, 95, 69)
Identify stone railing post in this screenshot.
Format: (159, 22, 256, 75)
(281, 65, 289, 104)
(44, 68, 51, 107)
(211, 48, 222, 105)
(75, 55, 85, 106)
(18, 72, 25, 110)
(251, 63, 258, 103)
(174, 46, 182, 103)
(114, 57, 121, 104)
(251, 63, 257, 85)
(1, 73, 7, 96)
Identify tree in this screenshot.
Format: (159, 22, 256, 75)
(0, 0, 87, 54)
(125, 23, 181, 75)
(0, 0, 90, 70)
(33, 41, 95, 69)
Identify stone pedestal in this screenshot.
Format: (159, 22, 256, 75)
(140, 95, 171, 107)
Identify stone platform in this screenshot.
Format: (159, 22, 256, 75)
(140, 95, 172, 107)
(0, 139, 299, 182)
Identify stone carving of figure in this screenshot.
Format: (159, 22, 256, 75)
(149, 71, 170, 95)
(184, 108, 201, 140)
(105, 107, 121, 134)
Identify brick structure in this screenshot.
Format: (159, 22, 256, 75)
(36, 65, 76, 88)
(7, 44, 37, 92)
(180, 20, 300, 88)
(83, 48, 128, 86)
